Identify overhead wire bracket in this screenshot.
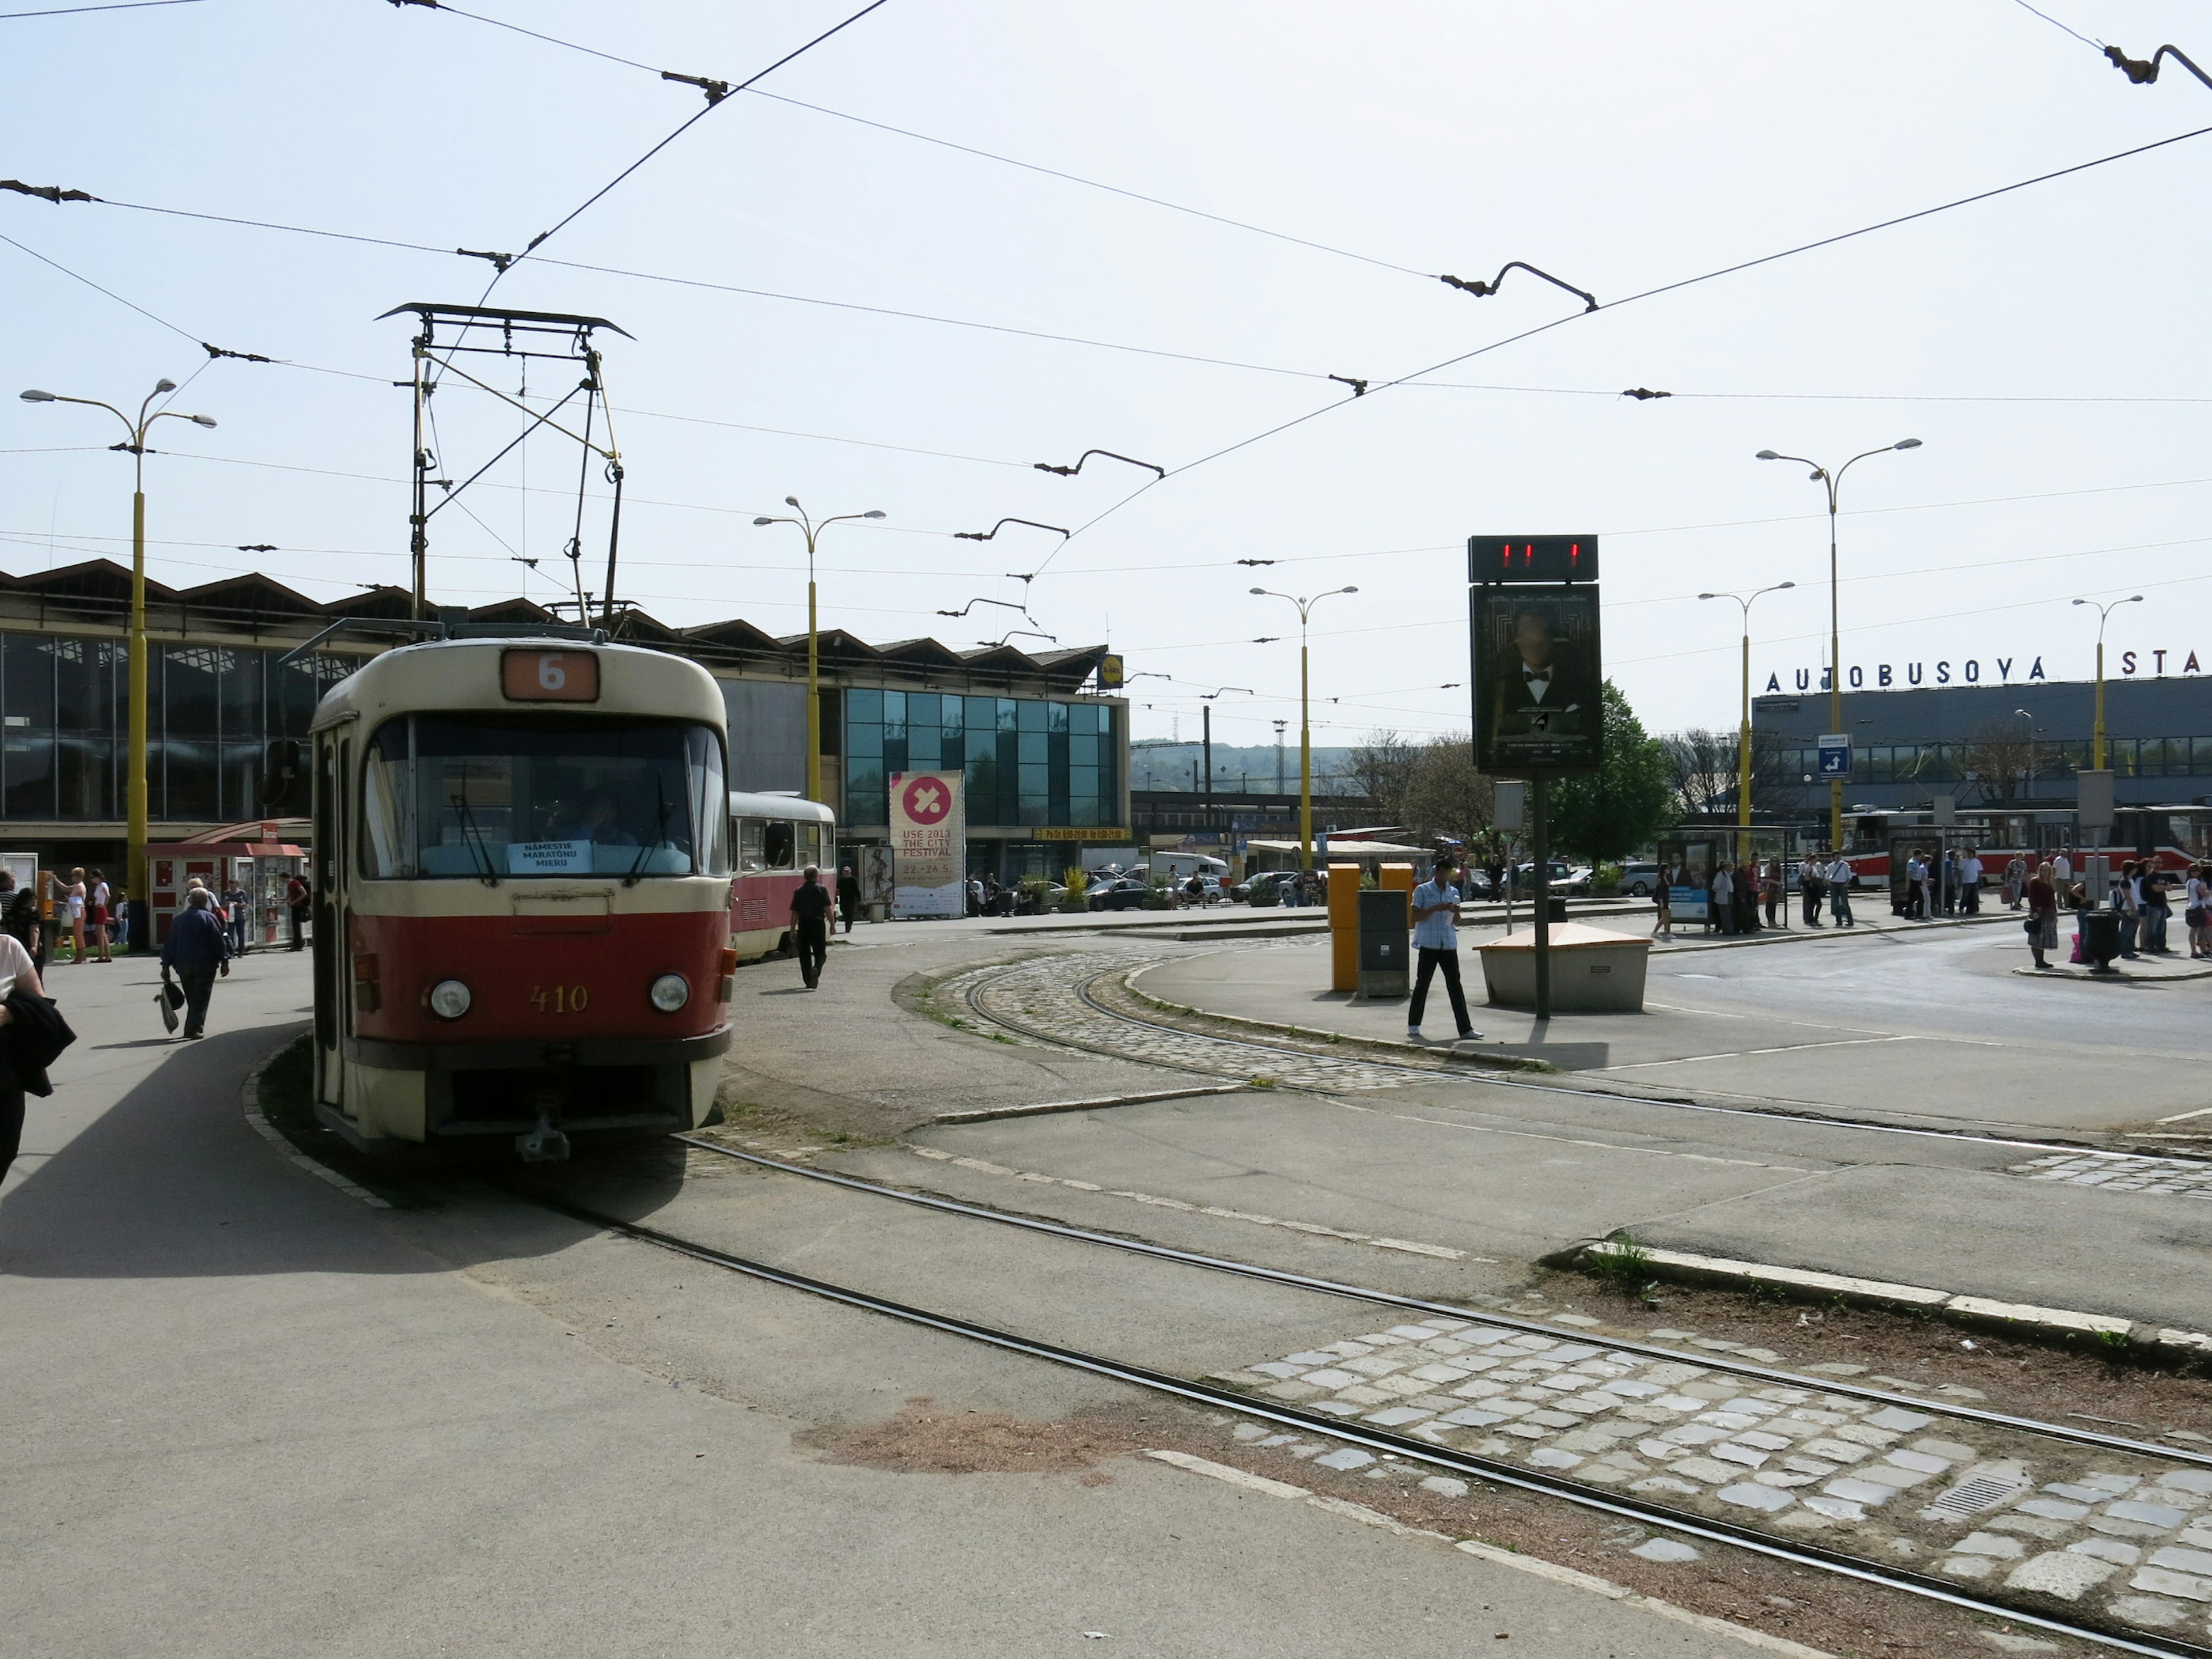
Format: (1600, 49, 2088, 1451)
(1438, 260, 1600, 312)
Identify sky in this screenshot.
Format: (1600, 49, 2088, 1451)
(7, 0, 2212, 757)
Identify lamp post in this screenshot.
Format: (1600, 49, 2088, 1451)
(751, 499, 885, 805)
(20, 382, 218, 949)
(1754, 438, 1922, 852)
(1249, 587, 1358, 868)
(2070, 594, 2142, 771)
(1698, 581, 1794, 867)
(2014, 708, 2040, 802)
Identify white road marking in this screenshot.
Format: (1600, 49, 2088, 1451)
(1598, 1035, 1916, 1071)
(905, 1145, 1492, 1261)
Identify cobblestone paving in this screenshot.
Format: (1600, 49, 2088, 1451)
(942, 953, 1422, 1092)
(2012, 1152, 2212, 1199)
(1213, 1315, 2212, 1634)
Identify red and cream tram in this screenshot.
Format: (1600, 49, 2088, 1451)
(308, 637, 735, 1161)
(728, 790, 838, 961)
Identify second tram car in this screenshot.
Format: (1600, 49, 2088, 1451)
(308, 635, 736, 1160)
(728, 790, 838, 960)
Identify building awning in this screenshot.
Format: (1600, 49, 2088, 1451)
(1245, 838, 1430, 859)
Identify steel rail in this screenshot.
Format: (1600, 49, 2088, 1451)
(522, 1181, 2212, 1659)
(677, 1134, 2212, 1472)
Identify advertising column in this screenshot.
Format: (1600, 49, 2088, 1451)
(889, 770, 966, 919)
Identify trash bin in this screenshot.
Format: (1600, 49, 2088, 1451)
(2080, 909, 2122, 970)
(1357, 888, 1410, 999)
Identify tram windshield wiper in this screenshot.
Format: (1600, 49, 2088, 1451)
(624, 779, 673, 888)
(450, 778, 500, 887)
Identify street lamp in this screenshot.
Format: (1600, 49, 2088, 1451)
(1754, 438, 1922, 851)
(751, 498, 885, 805)
(2071, 594, 2143, 771)
(1249, 586, 1358, 868)
(2014, 708, 2041, 802)
(20, 381, 217, 950)
(1698, 581, 1794, 865)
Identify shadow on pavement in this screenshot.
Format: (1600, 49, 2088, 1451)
(0, 1020, 685, 1281)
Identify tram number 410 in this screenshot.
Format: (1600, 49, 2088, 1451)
(529, 984, 591, 1015)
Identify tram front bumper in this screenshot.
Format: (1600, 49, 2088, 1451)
(344, 1027, 730, 1138)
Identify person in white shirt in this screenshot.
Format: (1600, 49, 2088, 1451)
(1710, 862, 1734, 935)
(1827, 854, 1855, 926)
(1958, 849, 1984, 915)
(2052, 851, 2073, 884)
(1407, 854, 1480, 1043)
(2187, 863, 2212, 959)
(0, 926, 48, 1184)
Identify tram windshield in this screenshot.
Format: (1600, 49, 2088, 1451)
(359, 714, 731, 879)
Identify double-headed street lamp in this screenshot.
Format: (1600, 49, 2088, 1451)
(751, 498, 885, 805)
(2015, 709, 2041, 802)
(1248, 586, 1358, 869)
(2071, 593, 2143, 771)
(20, 381, 218, 948)
(1698, 581, 1794, 865)
(1754, 438, 1922, 851)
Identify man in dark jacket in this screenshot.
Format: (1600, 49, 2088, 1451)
(789, 865, 833, 989)
(161, 887, 232, 1039)
(835, 865, 861, 933)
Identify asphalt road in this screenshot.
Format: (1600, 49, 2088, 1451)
(2, 947, 1783, 1658)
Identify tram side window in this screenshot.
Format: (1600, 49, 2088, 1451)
(795, 823, 823, 869)
(737, 819, 765, 874)
(764, 821, 796, 870)
(359, 714, 724, 878)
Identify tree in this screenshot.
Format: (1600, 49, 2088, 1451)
(1662, 728, 1736, 819)
(1547, 681, 1675, 863)
(1400, 735, 1494, 848)
(1345, 728, 1421, 820)
(1957, 719, 2039, 805)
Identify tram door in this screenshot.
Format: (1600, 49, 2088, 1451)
(312, 734, 343, 1111)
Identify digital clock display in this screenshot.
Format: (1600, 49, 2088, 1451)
(1467, 535, 1599, 585)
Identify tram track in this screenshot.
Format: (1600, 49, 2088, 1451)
(521, 1163, 2212, 1659)
(955, 950, 2199, 1164)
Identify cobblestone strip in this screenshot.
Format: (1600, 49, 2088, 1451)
(948, 953, 1423, 1091)
(2012, 1150, 2212, 1199)
(1213, 1314, 2212, 1640)
(902, 1143, 1492, 1263)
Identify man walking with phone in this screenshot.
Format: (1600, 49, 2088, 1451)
(1407, 853, 1480, 1044)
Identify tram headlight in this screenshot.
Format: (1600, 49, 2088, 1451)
(649, 973, 690, 1013)
(428, 979, 472, 1020)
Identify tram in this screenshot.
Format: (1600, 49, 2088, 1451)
(728, 790, 838, 961)
(1834, 806, 2212, 887)
(307, 635, 736, 1161)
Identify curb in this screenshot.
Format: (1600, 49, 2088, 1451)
(1648, 909, 2017, 955)
(928, 1084, 1251, 1124)
(2009, 963, 2212, 984)
(1120, 967, 1543, 1074)
(239, 1037, 392, 1210)
(1575, 1239, 2212, 1358)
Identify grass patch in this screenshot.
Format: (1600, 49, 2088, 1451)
(1585, 1233, 1656, 1299)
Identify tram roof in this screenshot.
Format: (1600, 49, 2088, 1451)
(309, 635, 725, 734)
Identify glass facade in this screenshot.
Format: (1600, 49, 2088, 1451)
(0, 632, 354, 823)
(1779, 737, 2212, 785)
(843, 690, 1120, 828)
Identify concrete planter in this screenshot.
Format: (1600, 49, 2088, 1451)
(1478, 921, 1650, 1012)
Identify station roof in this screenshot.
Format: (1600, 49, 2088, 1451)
(0, 559, 1115, 696)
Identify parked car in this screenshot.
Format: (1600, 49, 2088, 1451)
(1085, 876, 1150, 911)
(1459, 868, 1495, 899)
(1618, 860, 1662, 898)
(1511, 860, 1592, 896)
(1236, 870, 1298, 904)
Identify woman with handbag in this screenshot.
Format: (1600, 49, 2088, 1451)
(2186, 863, 2212, 960)
(2025, 861, 2059, 971)
(0, 919, 50, 1184)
